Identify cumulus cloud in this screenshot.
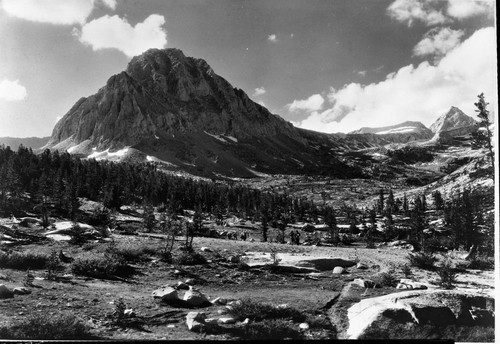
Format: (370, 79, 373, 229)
(357, 70, 367, 77)
(292, 27, 497, 133)
(0, 79, 27, 101)
(0, 0, 116, 25)
(413, 27, 464, 60)
(253, 87, 266, 96)
(387, 0, 449, 26)
(267, 34, 278, 42)
(446, 0, 494, 19)
(287, 94, 324, 113)
(387, 0, 494, 26)
(75, 14, 167, 57)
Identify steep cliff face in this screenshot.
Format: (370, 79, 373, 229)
(45, 48, 357, 178)
(430, 107, 477, 135)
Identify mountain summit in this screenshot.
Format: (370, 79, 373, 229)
(45, 48, 358, 178)
(429, 106, 477, 134)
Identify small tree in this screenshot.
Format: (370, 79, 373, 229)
(143, 205, 156, 232)
(471, 93, 494, 168)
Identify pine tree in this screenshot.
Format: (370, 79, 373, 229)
(471, 93, 494, 168)
(324, 206, 339, 245)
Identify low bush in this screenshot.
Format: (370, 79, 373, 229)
(372, 269, 399, 287)
(71, 252, 129, 278)
(108, 241, 157, 262)
(468, 256, 494, 270)
(437, 259, 457, 289)
(407, 252, 437, 270)
(174, 251, 207, 266)
(0, 312, 92, 339)
(243, 319, 302, 340)
(228, 299, 304, 322)
(0, 250, 48, 270)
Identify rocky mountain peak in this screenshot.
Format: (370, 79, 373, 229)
(429, 107, 477, 134)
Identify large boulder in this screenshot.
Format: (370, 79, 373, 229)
(346, 290, 494, 339)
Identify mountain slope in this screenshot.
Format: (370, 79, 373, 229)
(0, 137, 50, 150)
(45, 48, 360, 178)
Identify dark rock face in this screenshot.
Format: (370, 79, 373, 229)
(45, 48, 358, 178)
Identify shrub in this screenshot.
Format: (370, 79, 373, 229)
(0, 312, 92, 339)
(228, 299, 304, 322)
(468, 256, 494, 270)
(407, 252, 437, 270)
(45, 250, 63, 280)
(108, 241, 157, 262)
(174, 251, 206, 266)
(0, 250, 48, 270)
(243, 319, 302, 340)
(437, 259, 457, 289)
(401, 264, 413, 278)
(69, 225, 89, 245)
(372, 269, 399, 287)
(71, 252, 129, 278)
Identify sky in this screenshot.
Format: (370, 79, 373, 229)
(0, 0, 497, 137)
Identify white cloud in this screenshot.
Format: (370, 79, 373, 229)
(257, 101, 266, 107)
(287, 94, 324, 113)
(292, 27, 497, 133)
(446, 0, 493, 19)
(413, 27, 464, 60)
(76, 14, 167, 57)
(253, 87, 266, 96)
(357, 70, 367, 77)
(387, 0, 450, 26)
(0, 0, 116, 25)
(100, 0, 117, 10)
(267, 34, 278, 42)
(0, 79, 27, 101)
(387, 0, 494, 26)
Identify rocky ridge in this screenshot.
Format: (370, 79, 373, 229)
(44, 48, 356, 178)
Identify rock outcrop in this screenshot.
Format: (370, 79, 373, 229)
(346, 290, 494, 339)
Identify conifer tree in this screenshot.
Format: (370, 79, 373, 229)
(471, 93, 494, 167)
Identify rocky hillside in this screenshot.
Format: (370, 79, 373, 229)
(44, 48, 358, 178)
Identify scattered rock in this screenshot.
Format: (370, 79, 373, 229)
(12, 287, 31, 295)
(183, 288, 211, 307)
(397, 279, 428, 290)
(227, 255, 241, 263)
(352, 278, 377, 289)
(0, 284, 14, 299)
(218, 317, 236, 324)
(242, 318, 250, 325)
(356, 262, 368, 269)
(200, 247, 212, 252)
(211, 297, 228, 305)
(332, 266, 345, 274)
(299, 322, 310, 331)
(176, 282, 189, 290)
(186, 312, 206, 332)
(152, 287, 179, 302)
(185, 278, 195, 285)
(124, 309, 135, 318)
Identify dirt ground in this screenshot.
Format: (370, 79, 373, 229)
(0, 228, 494, 340)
